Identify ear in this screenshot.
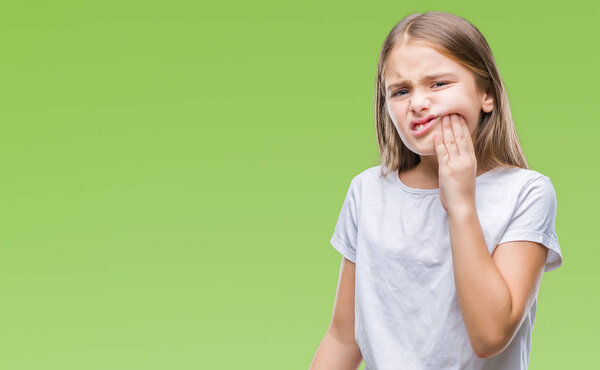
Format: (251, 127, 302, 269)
(481, 88, 494, 113)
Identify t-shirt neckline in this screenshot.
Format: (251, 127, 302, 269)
(394, 166, 502, 195)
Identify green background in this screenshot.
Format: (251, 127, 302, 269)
(0, 0, 595, 369)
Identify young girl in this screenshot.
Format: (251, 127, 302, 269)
(310, 11, 563, 370)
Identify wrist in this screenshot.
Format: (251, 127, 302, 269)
(447, 201, 477, 219)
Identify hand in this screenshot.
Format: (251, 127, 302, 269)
(433, 114, 478, 215)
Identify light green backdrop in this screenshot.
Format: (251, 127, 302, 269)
(0, 1, 596, 369)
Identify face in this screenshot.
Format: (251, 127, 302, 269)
(384, 41, 494, 156)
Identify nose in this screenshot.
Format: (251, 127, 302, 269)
(409, 91, 431, 114)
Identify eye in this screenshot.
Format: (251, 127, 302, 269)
(392, 89, 409, 97)
(391, 82, 449, 97)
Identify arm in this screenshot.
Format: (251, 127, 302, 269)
(448, 206, 548, 358)
(310, 257, 363, 370)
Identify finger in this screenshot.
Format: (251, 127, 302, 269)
(451, 114, 467, 157)
(460, 117, 477, 161)
(433, 131, 448, 165)
(467, 134, 476, 160)
(443, 115, 459, 161)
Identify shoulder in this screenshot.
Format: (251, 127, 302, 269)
(353, 165, 383, 180)
(347, 165, 387, 188)
(489, 166, 554, 189)
(491, 166, 557, 205)
(337, 165, 386, 200)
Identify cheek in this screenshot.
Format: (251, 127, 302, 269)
(437, 94, 480, 130)
(438, 90, 469, 112)
(387, 103, 408, 125)
(388, 101, 406, 113)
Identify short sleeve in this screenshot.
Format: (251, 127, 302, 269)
(497, 175, 563, 272)
(329, 176, 360, 263)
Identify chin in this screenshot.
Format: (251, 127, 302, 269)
(417, 150, 437, 157)
(405, 142, 436, 156)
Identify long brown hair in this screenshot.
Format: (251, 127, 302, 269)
(374, 11, 528, 178)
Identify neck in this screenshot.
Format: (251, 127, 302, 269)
(416, 155, 486, 178)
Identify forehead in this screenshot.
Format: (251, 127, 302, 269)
(385, 42, 466, 81)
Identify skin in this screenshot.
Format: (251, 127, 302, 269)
(435, 113, 547, 358)
(384, 40, 494, 189)
(383, 41, 549, 358)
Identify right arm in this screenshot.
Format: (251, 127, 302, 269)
(310, 257, 363, 370)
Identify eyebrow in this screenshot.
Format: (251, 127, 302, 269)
(386, 72, 458, 91)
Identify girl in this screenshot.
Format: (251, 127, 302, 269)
(310, 11, 563, 370)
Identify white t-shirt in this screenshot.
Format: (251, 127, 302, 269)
(330, 165, 563, 370)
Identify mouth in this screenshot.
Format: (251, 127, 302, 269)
(410, 115, 438, 137)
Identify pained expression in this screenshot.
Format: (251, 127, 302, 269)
(384, 41, 493, 156)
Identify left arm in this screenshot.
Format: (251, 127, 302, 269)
(434, 114, 549, 358)
(448, 206, 548, 358)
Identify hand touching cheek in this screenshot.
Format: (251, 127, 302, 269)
(433, 114, 478, 215)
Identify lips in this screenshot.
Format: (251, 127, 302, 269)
(410, 115, 439, 137)
(410, 115, 437, 130)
